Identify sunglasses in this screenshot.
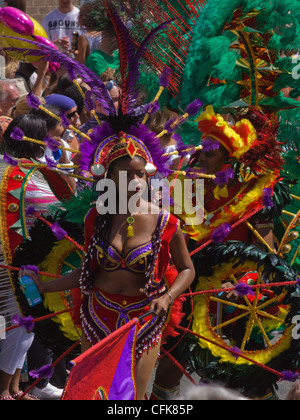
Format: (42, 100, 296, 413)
(66, 110, 78, 119)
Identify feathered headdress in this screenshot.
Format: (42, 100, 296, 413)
(0, 0, 204, 182)
(196, 105, 284, 175)
(196, 105, 257, 160)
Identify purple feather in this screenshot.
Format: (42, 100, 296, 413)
(44, 135, 60, 151)
(45, 156, 58, 169)
(202, 137, 219, 152)
(159, 67, 172, 88)
(213, 167, 235, 186)
(1, 36, 115, 114)
(26, 91, 41, 110)
(11, 127, 25, 141)
(13, 314, 34, 333)
(280, 371, 299, 382)
(173, 134, 195, 157)
(145, 100, 160, 116)
(105, 2, 137, 113)
(29, 364, 54, 379)
(185, 99, 203, 116)
(84, 90, 95, 112)
(164, 117, 178, 133)
(135, 19, 174, 64)
(211, 223, 232, 243)
(177, 144, 195, 157)
(164, 115, 187, 133)
(262, 188, 274, 208)
(20, 264, 39, 274)
(59, 111, 70, 129)
(65, 63, 77, 81)
(79, 122, 116, 172)
(235, 282, 255, 297)
(25, 205, 37, 216)
(50, 222, 67, 240)
(3, 152, 18, 166)
(125, 18, 174, 113)
(229, 346, 242, 360)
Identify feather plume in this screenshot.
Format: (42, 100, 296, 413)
(20, 264, 39, 274)
(1, 36, 115, 114)
(235, 282, 255, 297)
(159, 67, 172, 88)
(25, 206, 37, 216)
(11, 127, 24, 141)
(59, 111, 70, 129)
(50, 222, 68, 241)
(44, 135, 60, 151)
(45, 156, 58, 169)
(104, 0, 136, 113)
(13, 314, 34, 333)
(3, 152, 18, 166)
(185, 98, 203, 116)
(211, 223, 232, 243)
(105, 1, 174, 114)
(213, 167, 235, 186)
(29, 364, 54, 379)
(79, 121, 116, 172)
(84, 90, 95, 112)
(26, 91, 41, 110)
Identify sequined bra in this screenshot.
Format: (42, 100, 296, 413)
(95, 240, 152, 273)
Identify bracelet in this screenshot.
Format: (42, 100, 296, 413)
(166, 291, 174, 306)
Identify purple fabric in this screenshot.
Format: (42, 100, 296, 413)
(108, 324, 137, 400)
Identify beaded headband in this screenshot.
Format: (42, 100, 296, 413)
(90, 131, 157, 177)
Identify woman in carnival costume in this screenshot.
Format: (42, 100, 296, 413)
(2, 0, 299, 400)
(125, 0, 300, 400)
(3, 1, 199, 400)
(0, 114, 73, 400)
(21, 118, 195, 400)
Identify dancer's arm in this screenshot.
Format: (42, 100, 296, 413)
(19, 267, 81, 294)
(149, 228, 195, 316)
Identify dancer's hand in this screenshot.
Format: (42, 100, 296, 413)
(221, 281, 239, 301)
(149, 293, 173, 317)
(19, 268, 45, 294)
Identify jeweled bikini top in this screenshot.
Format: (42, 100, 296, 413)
(95, 240, 152, 273)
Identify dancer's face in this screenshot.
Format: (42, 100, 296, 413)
(110, 156, 147, 199)
(197, 142, 229, 174)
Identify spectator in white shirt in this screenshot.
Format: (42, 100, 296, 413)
(41, 0, 85, 52)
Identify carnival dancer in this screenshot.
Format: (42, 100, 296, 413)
(21, 118, 195, 399)
(151, 105, 297, 400)
(11, 0, 197, 398)
(96, 0, 300, 401)
(0, 114, 74, 400)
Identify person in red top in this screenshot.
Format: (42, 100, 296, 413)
(151, 106, 283, 400)
(22, 120, 195, 400)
